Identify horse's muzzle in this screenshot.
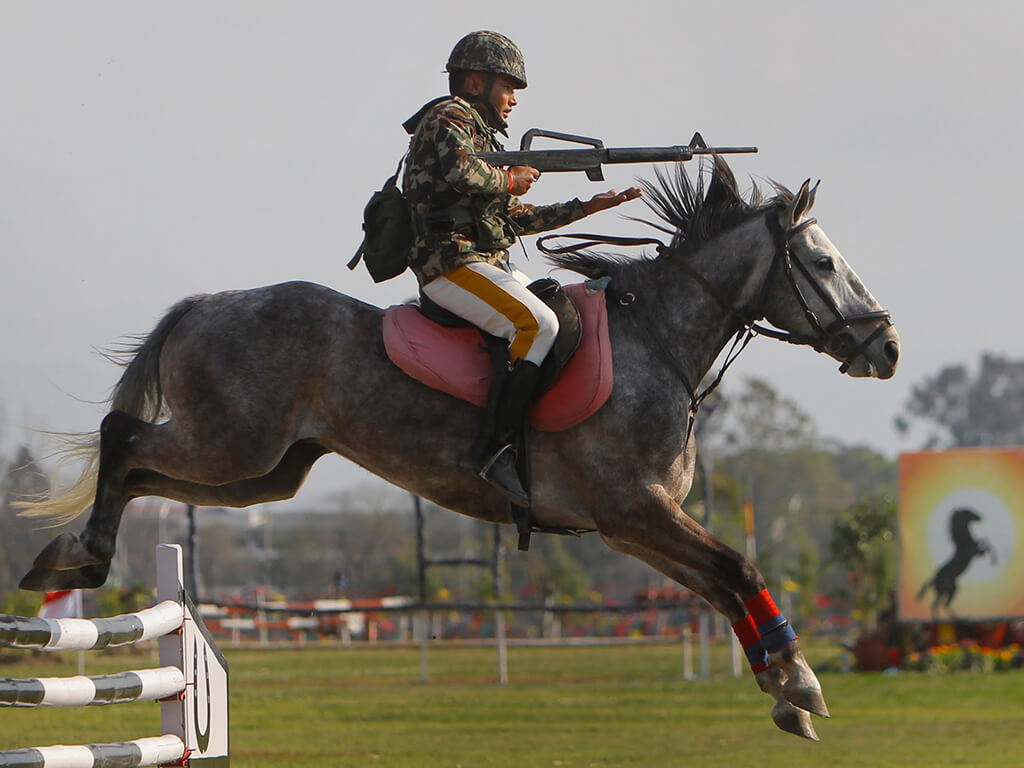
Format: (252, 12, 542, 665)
(842, 323, 900, 379)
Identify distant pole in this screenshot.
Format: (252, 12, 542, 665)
(186, 504, 199, 597)
(699, 612, 711, 679)
(682, 624, 694, 680)
(158, 501, 170, 548)
(731, 633, 743, 677)
(261, 507, 272, 592)
(414, 496, 426, 605)
(493, 523, 508, 686)
(743, 496, 757, 562)
(697, 451, 714, 534)
(413, 495, 429, 684)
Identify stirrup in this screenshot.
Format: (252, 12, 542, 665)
(478, 444, 530, 507)
(478, 443, 515, 478)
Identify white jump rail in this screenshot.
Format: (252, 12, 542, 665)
(0, 545, 229, 767)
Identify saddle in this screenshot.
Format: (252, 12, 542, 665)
(382, 280, 613, 431)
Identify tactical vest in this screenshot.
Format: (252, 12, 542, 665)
(405, 97, 517, 254)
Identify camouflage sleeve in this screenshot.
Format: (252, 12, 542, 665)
(435, 111, 508, 195)
(507, 197, 587, 236)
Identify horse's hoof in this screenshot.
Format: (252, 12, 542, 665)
(31, 532, 103, 570)
(769, 642, 830, 718)
(783, 684, 831, 718)
(20, 562, 111, 592)
(771, 699, 819, 741)
(754, 665, 787, 694)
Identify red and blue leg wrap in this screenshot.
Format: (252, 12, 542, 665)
(731, 614, 770, 674)
(744, 589, 797, 654)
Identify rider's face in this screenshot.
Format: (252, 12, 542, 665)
(489, 75, 519, 122)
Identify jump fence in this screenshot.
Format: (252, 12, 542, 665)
(0, 544, 229, 768)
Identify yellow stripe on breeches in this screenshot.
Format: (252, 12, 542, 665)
(421, 262, 559, 365)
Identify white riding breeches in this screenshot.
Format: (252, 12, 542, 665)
(421, 262, 558, 366)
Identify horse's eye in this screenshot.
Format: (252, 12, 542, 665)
(815, 256, 835, 271)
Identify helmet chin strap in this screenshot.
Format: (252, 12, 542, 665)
(458, 72, 508, 135)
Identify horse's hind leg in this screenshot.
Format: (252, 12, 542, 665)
(122, 440, 329, 507)
(599, 483, 828, 719)
(602, 536, 819, 742)
(24, 411, 151, 588)
(23, 411, 300, 591)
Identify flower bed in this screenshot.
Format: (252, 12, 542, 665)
(903, 642, 1023, 673)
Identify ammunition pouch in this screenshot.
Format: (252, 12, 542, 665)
(421, 204, 517, 252)
(475, 214, 517, 251)
(421, 206, 475, 235)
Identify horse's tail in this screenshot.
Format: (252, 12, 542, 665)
(109, 295, 207, 421)
(15, 295, 207, 526)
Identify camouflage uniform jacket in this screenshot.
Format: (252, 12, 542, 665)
(403, 96, 586, 286)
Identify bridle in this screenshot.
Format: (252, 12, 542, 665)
(758, 213, 892, 375)
(537, 209, 893, 426)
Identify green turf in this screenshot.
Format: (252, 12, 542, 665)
(2, 642, 1021, 767)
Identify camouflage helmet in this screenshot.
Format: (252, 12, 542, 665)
(446, 31, 527, 89)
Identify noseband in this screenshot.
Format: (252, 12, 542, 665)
(757, 212, 892, 374)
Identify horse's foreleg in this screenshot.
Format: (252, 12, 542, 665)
(599, 483, 828, 719)
(602, 536, 818, 741)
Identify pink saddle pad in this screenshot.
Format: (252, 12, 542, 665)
(382, 282, 613, 431)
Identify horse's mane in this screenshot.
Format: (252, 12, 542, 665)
(546, 156, 794, 281)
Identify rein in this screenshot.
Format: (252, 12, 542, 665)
(537, 211, 893, 429)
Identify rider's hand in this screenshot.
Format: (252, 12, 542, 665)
(508, 165, 541, 196)
(581, 187, 643, 216)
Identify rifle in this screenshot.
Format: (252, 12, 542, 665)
(475, 130, 757, 182)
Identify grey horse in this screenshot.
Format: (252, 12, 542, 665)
(19, 158, 899, 740)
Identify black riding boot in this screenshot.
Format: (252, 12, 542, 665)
(477, 359, 542, 507)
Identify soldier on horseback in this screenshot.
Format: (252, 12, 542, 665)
(402, 30, 641, 506)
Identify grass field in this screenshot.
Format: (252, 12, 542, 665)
(2, 641, 1022, 767)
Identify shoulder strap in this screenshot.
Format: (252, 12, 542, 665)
(402, 95, 451, 135)
(388, 151, 408, 185)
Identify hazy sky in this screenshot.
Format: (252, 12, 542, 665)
(2, 2, 1021, 507)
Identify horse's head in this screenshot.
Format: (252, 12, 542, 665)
(542, 159, 900, 382)
(757, 180, 900, 379)
(950, 507, 982, 530)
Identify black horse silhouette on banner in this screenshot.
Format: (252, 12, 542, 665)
(917, 507, 996, 617)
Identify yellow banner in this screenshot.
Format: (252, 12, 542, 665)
(899, 449, 1024, 621)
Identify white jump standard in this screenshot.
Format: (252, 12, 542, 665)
(0, 545, 229, 767)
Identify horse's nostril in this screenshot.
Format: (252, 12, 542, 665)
(884, 340, 900, 364)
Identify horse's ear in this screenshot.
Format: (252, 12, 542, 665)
(780, 178, 813, 228)
(806, 180, 821, 213)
